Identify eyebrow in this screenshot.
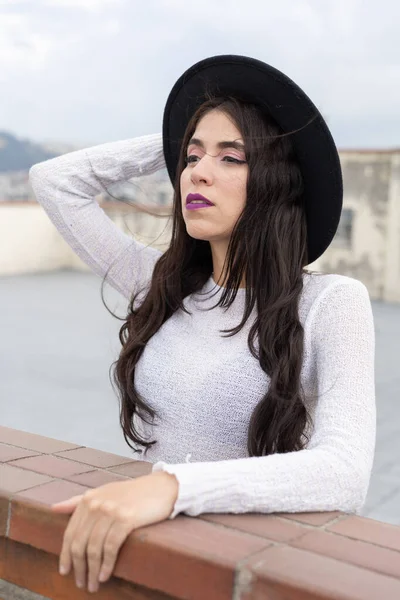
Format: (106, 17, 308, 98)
(188, 137, 245, 152)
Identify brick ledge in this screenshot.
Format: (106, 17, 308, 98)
(1, 425, 400, 600)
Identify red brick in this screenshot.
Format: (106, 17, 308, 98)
(0, 537, 171, 600)
(10, 454, 93, 478)
(15, 480, 89, 506)
(200, 513, 309, 543)
(9, 499, 67, 555)
(0, 442, 39, 463)
(0, 426, 81, 454)
(328, 515, 400, 552)
(0, 464, 53, 495)
(0, 493, 8, 536)
(110, 460, 153, 478)
(292, 529, 400, 580)
(115, 516, 272, 600)
(66, 469, 129, 488)
(55, 447, 133, 468)
(242, 545, 400, 600)
(277, 511, 342, 527)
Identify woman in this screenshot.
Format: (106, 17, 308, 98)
(29, 55, 376, 593)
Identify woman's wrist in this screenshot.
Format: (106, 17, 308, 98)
(150, 470, 179, 507)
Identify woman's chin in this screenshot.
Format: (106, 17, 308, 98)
(185, 226, 214, 241)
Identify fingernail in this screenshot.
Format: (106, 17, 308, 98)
(88, 582, 98, 593)
(98, 570, 107, 582)
(59, 565, 67, 575)
(76, 580, 83, 589)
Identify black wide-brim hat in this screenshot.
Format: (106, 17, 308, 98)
(162, 54, 343, 265)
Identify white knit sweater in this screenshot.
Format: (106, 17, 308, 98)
(29, 133, 376, 519)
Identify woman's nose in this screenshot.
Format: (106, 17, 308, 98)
(190, 158, 213, 185)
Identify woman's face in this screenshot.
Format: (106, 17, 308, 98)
(180, 109, 248, 244)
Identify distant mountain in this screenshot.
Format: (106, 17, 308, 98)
(0, 131, 171, 183)
(0, 131, 78, 173)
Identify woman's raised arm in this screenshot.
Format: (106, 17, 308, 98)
(29, 133, 166, 299)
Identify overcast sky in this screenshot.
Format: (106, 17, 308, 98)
(1, 0, 399, 150)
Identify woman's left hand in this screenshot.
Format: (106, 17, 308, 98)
(51, 471, 179, 594)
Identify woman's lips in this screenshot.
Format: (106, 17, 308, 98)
(186, 193, 214, 206)
(186, 203, 214, 210)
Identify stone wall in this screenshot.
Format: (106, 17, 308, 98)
(309, 150, 400, 302)
(0, 201, 171, 276)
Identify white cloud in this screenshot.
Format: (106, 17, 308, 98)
(0, 13, 52, 71)
(324, 0, 363, 35)
(0, 0, 398, 147)
(103, 18, 121, 36)
(42, 0, 124, 11)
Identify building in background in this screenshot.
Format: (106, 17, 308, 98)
(0, 170, 31, 202)
(0, 150, 399, 303)
(309, 150, 400, 303)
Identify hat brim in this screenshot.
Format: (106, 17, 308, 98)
(162, 54, 343, 265)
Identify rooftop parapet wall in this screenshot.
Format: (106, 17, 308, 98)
(1, 426, 400, 599)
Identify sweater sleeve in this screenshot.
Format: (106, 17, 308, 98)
(29, 134, 166, 299)
(152, 279, 376, 519)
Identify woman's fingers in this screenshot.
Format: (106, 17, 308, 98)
(60, 495, 124, 593)
(98, 519, 131, 584)
(60, 495, 98, 588)
(70, 527, 90, 589)
(86, 514, 114, 593)
(54, 476, 178, 591)
(71, 496, 107, 589)
(59, 503, 85, 581)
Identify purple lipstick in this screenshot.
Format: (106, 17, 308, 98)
(186, 193, 214, 210)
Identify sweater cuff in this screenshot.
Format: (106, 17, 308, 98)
(152, 461, 182, 518)
(151, 458, 247, 519)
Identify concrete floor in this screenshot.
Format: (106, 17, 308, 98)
(1, 270, 399, 524)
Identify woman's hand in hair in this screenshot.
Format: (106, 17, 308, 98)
(51, 471, 179, 593)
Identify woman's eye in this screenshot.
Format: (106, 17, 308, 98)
(185, 155, 199, 164)
(185, 155, 245, 165)
(223, 156, 246, 164)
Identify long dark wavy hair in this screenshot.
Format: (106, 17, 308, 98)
(103, 96, 316, 458)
